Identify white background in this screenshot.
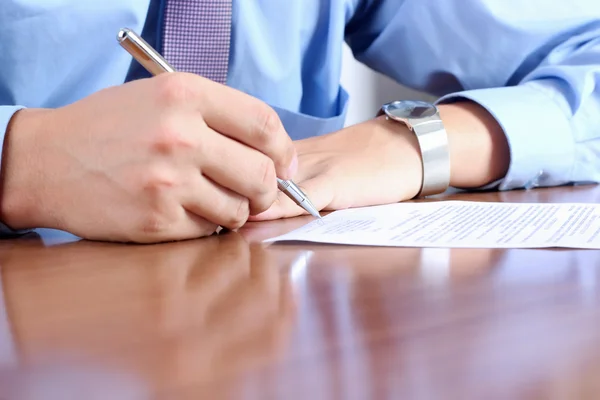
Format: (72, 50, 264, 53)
(340, 43, 433, 126)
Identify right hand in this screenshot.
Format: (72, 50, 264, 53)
(0, 73, 297, 243)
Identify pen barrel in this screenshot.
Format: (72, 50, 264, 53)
(277, 178, 306, 209)
(117, 28, 174, 76)
(131, 53, 173, 76)
(277, 178, 290, 191)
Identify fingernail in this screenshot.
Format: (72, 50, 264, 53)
(287, 153, 298, 178)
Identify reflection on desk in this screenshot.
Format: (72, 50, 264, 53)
(0, 185, 599, 399)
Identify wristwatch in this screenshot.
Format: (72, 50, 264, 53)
(378, 100, 450, 197)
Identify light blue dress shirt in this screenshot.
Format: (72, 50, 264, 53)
(1, 0, 600, 229)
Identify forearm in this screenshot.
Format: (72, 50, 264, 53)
(348, 0, 600, 192)
(438, 101, 510, 189)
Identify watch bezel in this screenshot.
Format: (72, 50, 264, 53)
(381, 100, 440, 124)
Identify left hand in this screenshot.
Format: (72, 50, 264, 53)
(251, 117, 424, 220)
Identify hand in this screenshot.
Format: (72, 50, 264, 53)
(0, 73, 297, 242)
(251, 117, 423, 220)
(251, 100, 514, 221)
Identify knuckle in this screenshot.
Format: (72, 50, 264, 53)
(250, 196, 273, 216)
(258, 157, 277, 189)
(152, 116, 196, 156)
(140, 211, 171, 236)
(225, 197, 250, 229)
(139, 166, 177, 199)
(254, 105, 282, 148)
(155, 73, 190, 106)
(132, 211, 217, 244)
(129, 209, 174, 243)
(250, 158, 277, 213)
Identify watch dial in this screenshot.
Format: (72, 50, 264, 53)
(386, 100, 437, 119)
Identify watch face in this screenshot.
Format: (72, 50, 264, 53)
(384, 100, 437, 119)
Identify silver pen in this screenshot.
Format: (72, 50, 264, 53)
(117, 28, 321, 219)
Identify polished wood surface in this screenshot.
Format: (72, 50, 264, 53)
(1, 186, 600, 399)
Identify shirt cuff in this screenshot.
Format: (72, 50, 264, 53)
(0, 106, 31, 237)
(436, 82, 574, 191)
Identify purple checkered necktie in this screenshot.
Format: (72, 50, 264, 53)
(162, 0, 232, 84)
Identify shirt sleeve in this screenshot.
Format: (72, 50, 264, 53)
(345, 0, 600, 191)
(0, 106, 31, 237)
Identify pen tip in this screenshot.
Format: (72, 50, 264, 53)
(303, 199, 321, 219)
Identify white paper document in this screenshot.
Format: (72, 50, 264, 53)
(265, 201, 600, 249)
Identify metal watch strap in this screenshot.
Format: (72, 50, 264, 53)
(410, 117, 450, 197)
(378, 101, 450, 197)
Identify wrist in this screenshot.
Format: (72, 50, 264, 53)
(373, 115, 423, 199)
(438, 102, 510, 188)
(377, 100, 450, 198)
(1, 108, 50, 230)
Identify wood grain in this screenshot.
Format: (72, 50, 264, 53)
(0, 185, 600, 399)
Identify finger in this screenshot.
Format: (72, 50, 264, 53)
(181, 172, 250, 230)
(199, 127, 278, 215)
(168, 210, 220, 241)
(128, 208, 218, 243)
(249, 175, 333, 221)
(191, 75, 297, 180)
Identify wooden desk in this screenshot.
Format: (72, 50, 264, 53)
(1, 186, 600, 399)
